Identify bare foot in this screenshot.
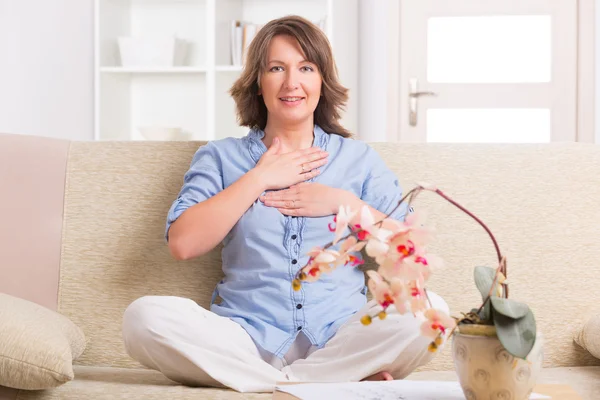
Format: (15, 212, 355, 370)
(361, 371, 393, 381)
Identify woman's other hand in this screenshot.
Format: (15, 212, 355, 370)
(254, 137, 328, 190)
(260, 182, 352, 218)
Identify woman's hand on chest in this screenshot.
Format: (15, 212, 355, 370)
(259, 182, 357, 218)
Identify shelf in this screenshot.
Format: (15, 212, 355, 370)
(215, 65, 243, 72)
(98, 73, 206, 141)
(100, 67, 207, 74)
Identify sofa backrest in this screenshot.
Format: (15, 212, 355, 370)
(2, 133, 600, 372)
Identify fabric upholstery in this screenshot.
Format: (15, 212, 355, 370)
(1, 134, 598, 399)
(57, 141, 600, 372)
(12, 366, 600, 400)
(53, 141, 600, 371)
(15, 366, 270, 400)
(0, 133, 69, 310)
(0, 293, 86, 390)
(58, 142, 221, 369)
(575, 309, 600, 359)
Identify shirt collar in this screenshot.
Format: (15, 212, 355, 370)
(247, 124, 329, 163)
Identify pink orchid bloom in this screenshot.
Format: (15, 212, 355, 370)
(412, 252, 443, 282)
(366, 271, 411, 314)
(420, 308, 457, 339)
(329, 205, 358, 245)
(301, 247, 340, 282)
(355, 206, 396, 261)
(408, 280, 428, 313)
(379, 257, 421, 283)
(403, 252, 442, 283)
(378, 247, 442, 286)
(388, 277, 411, 314)
(335, 236, 366, 267)
(388, 234, 417, 261)
(388, 211, 432, 251)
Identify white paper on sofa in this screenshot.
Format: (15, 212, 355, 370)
(274, 380, 550, 400)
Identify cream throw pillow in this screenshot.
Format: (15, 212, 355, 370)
(0, 293, 86, 390)
(574, 310, 600, 359)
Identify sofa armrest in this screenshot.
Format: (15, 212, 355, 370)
(0, 133, 70, 310)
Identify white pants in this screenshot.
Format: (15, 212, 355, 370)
(122, 293, 449, 393)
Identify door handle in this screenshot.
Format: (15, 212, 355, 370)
(409, 91, 437, 98)
(409, 78, 437, 126)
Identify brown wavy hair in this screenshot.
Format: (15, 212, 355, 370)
(229, 15, 352, 138)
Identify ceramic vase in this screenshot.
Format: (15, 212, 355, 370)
(452, 325, 544, 400)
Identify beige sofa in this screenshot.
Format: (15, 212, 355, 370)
(1, 132, 600, 399)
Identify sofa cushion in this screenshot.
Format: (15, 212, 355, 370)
(575, 312, 600, 360)
(11, 365, 600, 400)
(14, 366, 270, 400)
(0, 293, 85, 390)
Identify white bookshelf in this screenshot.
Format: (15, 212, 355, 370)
(94, 0, 358, 141)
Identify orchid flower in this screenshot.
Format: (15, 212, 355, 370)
(387, 211, 432, 254)
(300, 247, 340, 282)
(334, 236, 366, 267)
(329, 205, 357, 245)
(366, 270, 411, 314)
(420, 308, 457, 339)
(408, 280, 428, 313)
(378, 251, 443, 283)
(356, 206, 397, 262)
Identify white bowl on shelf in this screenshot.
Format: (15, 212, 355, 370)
(138, 127, 186, 141)
(118, 36, 189, 67)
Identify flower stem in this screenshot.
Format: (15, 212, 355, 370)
(430, 189, 502, 265)
(475, 256, 508, 316)
(378, 186, 501, 264)
(387, 185, 508, 305)
(429, 188, 508, 300)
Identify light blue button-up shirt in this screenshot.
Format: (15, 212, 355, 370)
(165, 125, 407, 358)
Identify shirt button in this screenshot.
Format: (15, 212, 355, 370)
(296, 304, 302, 309)
(292, 259, 298, 264)
(297, 326, 303, 331)
(291, 234, 297, 240)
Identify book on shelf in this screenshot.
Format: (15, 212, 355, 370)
(229, 17, 327, 67)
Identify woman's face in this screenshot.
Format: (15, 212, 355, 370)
(259, 35, 322, 126)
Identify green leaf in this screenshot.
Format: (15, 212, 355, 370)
(470, 302, 491, 321)
(490, 297, 530, 319)
(479, 301, 491, 321)
(493, 308, 537, 360)
(474, 266, 496, 302)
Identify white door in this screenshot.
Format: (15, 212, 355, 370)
(398, 0, 577, 143)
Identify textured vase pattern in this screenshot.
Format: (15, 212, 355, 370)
(452, 332, 544, 400)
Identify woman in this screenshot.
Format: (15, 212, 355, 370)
(122, 15, 448, 393)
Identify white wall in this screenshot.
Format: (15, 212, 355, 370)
(597, 0, 600, 143)
(357, 1, 388, 141)
(0, 0, 94, 141)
